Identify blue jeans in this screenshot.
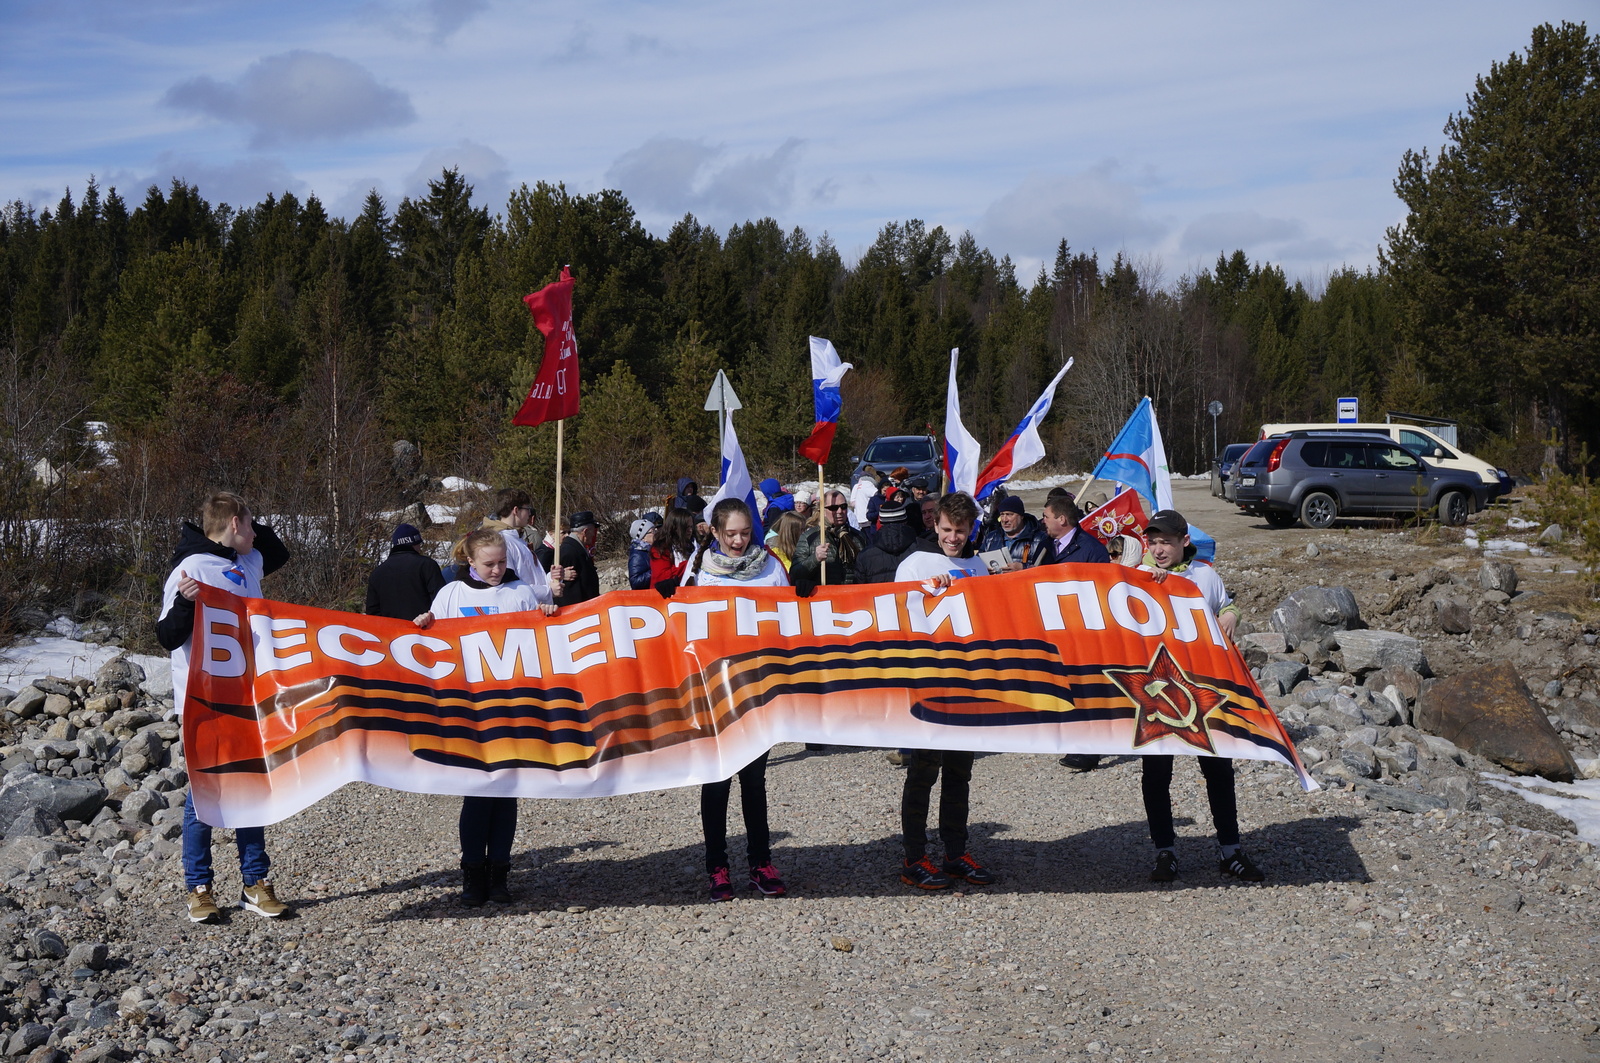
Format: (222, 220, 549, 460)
(183, 789, 269, 889)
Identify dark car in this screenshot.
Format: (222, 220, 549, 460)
(1234, 432, 1489, 529)
(1211, 443, 1251, 499)
(849, 435, 941, 488)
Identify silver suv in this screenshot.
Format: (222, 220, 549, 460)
(1233, 432, 1490, 529)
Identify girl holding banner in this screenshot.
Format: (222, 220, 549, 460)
(683, 498, 789, 901)
(415, 529, 557, 906)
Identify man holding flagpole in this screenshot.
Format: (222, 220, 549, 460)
(797, 337, 852, 586)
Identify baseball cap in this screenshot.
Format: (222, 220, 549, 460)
(1144, 509, 1188, 538)
(391, 523, 423, 548)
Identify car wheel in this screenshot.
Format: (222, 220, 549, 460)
(1299, 491, 1338, 530)
(1438, 489, 1470, 527)
(1263, 510, 1296, 528)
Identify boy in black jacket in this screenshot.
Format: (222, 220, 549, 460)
(365, 523, 444, 619)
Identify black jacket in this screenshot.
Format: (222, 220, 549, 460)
(366, 545, 445, 619)
(155, 521, 289, 651)
(979, 514, 1053, 567)
(854, 521, 937, 584)
(536, 537, 600, 605)
(1047, 528, 1111, 566)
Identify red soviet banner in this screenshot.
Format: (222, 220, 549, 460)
(184, 566, 1313, 827)
(511, 266, 579, 426)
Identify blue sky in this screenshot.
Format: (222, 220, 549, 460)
(1, 1, 1589, 283)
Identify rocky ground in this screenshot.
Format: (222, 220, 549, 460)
(0, 482, 1595, 1063)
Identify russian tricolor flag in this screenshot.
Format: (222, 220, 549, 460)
(974, 358, 1074, 500)
(943, 348, 981, 496)
(796, 337, 852, 465)
(707, 410, 764, 542)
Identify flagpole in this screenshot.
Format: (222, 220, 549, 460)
(817, 463, 827, 586)
(553, 418, 565, 582)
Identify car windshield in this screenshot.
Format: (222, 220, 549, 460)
(1239, 438, 1281, 466)
(1222, 444, 1250, 462)
(863, 439, 935, 465)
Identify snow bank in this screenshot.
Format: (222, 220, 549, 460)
(0, 637, 168, 693)
(1482, 772, 1600, 846)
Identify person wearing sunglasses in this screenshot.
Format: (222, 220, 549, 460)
(789, 489, 864, 594)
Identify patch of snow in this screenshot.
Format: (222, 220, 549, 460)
(1462, 536, 1479, 549)
(1004, 472, 1095, 492)
(440, 476, 490, 493)
(1483, 539, 1531, 553)
(1482, 772, 1600, 846)
(1506, 518, 1538, 530)
(426, 504, 459, 525)
(0, 637, 167, 691)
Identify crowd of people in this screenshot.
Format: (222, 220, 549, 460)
(156, 470, 1262, 925)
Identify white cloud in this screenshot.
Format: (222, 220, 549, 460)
(161, 51, 416, 147)
(1180, 211, 1305, 255)
(114, 153, 309, 209)
(422, 0, 488, 44)
(605, 137, 805, 225)
(404, 139, 511, 210)
(980, 162, 1168, 260)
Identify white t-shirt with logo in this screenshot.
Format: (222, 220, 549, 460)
(895, 551, 988, 584)
(429, 579, 545, 619)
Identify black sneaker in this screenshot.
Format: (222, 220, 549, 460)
(941, 853, 996, 886)
(1219, 851, 1265, 882)
(1150, 850, 1178, 882)
(1058, 754, 1102, 771)
(900, 856, 951, 890)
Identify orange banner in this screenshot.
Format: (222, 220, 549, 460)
(185, 566, 1312, 826)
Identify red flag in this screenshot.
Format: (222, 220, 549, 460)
(512, 267, 579, 426)
(1082, 488, 1150, 550)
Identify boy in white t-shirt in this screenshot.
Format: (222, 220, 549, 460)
(1137, 509, 1262, 884)
(156, 492, 291, 924)
(894, 492, 997, 891)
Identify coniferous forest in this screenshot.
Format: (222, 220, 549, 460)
(0, 21, 1594, 634)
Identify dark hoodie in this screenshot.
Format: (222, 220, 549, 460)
(854, 520, 938, 584)
(155, 521, 290, 650)
(673, 477, 709, 514)
(366, 544, 445, 619)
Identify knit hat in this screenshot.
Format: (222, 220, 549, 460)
(391, 523, 423, 548)
(792, 488, 815, 506)
(878, 499, 909, 523)
(996, 495, 1026, 517)
(629, 518, 654, 542)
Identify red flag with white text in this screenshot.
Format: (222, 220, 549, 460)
(512, 267, 580, 426)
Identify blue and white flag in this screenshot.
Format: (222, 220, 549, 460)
(1093, 398, 1216, 563)
(707, 410, 764, 541)
(1092, 396, 1173, 512)
(974, 358, 1074, 500)
(943, 348, 981, 496)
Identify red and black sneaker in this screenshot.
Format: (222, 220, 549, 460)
(941, 853, 996, 886)
(748, 863, 787, 897)
(707, 866, 734, 902)
(900, 856, 951, 890)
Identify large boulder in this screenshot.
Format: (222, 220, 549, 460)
(1334, 630, 1429, 676)
(0, 774, 107, 825)
(6, 687, 46, 720)
(1270, 586, 1361, 650)
(94, 655, 146, 694)
(1426, 587, 1473, 635)
(1414, 663, 1580, 782)
(1479, 560, 1518, 595)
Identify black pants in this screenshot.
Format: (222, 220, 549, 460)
(460, 796, 518, 864)
(1140, 755, 1239, 849)
(701, 751, 771, 873)
(901, 750, 975, 861)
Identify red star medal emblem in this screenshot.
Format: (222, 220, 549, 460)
(1104, 644, 1230, 753)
